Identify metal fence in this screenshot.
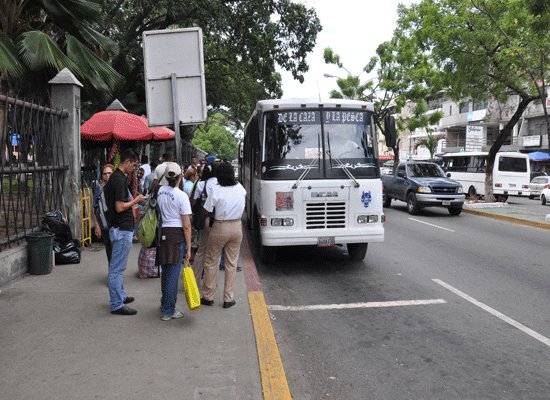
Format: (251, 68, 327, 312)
(0, 94, 68, 250)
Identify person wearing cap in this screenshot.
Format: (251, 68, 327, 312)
(156, 162, 192, 320)
(153, 152, 174, 188)
(200, 162, 246, 309)
(205, 155, 217, 164)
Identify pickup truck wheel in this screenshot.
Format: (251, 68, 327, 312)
(347, 243, 368, 261)
(407, 193, 420, 215)
(383, 194, 391, 208)
(448, 207, 462, 216)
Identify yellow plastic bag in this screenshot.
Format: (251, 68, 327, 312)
(182, 263, 200, 310)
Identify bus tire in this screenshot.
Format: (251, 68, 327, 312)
(383, 194, 391, 208)
(448, 207, 462, 216)
(347, 243, 368, 261)
(468, 186, 477, 199)
(407, 193, 420, 215)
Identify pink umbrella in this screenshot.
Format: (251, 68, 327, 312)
(81, 110, 153, 141)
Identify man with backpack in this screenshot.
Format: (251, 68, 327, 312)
(104, 150, 147, 315)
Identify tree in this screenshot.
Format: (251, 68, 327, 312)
(394, 0, 550, 200)
(323, 46, 444, 168)
(97, 0, 321, 123)
(192, 112, 239, 160)
(0, 0, 123, 101)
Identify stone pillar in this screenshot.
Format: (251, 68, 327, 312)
(49, 68, 83, 241)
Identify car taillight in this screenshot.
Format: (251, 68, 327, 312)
(545, 184, 550, 189)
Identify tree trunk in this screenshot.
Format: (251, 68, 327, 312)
(485, 96, 534, 201)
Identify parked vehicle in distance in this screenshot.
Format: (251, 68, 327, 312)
(380, 160, 394, 175)
(529, 176, 550, 199)
(541, 185, 550, 206)
(441, 151, 530, 202)
(382, 161, 465, 215)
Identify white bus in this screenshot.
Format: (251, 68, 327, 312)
(441, 151, 530, 201)
(241, 99, 395, 263)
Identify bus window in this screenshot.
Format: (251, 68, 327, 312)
(498, 156, 527, 172)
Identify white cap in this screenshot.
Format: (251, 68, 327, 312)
(164, 162, 182, 177)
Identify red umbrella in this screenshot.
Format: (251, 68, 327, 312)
(81, 110, 153, 141)
(151, 126, 176, 140)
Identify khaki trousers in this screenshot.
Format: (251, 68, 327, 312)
(202, 220, 242, 302)
(191, 216, 211, 284)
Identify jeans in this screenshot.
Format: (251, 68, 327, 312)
(108, 227, 134, 311)
(161, 243, 186, 317)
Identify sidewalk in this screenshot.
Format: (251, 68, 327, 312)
(0, 242, 262, 400)
(463, 201, 550, 230)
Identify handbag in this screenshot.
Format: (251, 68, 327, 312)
(182, 262, 201, 310)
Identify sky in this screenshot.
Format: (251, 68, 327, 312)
(280, 0, 417, 99)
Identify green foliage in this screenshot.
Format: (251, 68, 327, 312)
(0, 0, 123, 101)
(414, 131, 441, 160)
(192, 113, 239, 160)
(98, 0, 321, 123)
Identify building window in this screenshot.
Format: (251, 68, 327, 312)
(459, 101, 469, 113)
(473, 100, 487, 111)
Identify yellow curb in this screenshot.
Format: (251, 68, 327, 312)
(463, 208, 550, 230)
(248, 291, 292, 400)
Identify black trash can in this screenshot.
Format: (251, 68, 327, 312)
(25, 232, 55, 275)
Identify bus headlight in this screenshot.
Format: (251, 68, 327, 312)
(417, 186, 431, 193)
(271, 218, 294, 226)
(357, 215, 379, 224)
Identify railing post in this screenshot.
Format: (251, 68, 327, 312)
(49, 68, 83, 241)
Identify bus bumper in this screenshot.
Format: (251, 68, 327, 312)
(260, 227, 384, 247)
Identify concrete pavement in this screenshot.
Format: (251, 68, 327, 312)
(0, 240, 264, 400)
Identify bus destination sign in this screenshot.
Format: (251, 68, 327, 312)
(324, 111, 366, 124)
(277, 111, 319, 124)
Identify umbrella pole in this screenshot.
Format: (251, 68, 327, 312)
(171, 73, 182, 163)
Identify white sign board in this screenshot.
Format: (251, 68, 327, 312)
(465, 125, 484, 152)
(143, 28, 207, 127)
(523, 135, 541, 147)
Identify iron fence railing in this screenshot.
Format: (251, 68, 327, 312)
(0, 94, 69, 250)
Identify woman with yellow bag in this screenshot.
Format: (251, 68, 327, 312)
(155, 162, 192, 320)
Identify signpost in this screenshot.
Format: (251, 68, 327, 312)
(143, 27, 207, 162)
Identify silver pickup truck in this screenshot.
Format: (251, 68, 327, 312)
(381, 161, 465, 215)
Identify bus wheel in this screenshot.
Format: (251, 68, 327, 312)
(347, 243, 368, 261)
(407, 193, 420, 215)
(495, 195, 508, 202)
(468, 186, 477, 199)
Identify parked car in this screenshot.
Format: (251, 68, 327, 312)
(380, 160, 394, 175)
(541, 185, 550, 205)
(381, 161, 465, 215)
(528, 176, 550, 199)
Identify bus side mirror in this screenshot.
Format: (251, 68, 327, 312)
(384, 116, 397, 148)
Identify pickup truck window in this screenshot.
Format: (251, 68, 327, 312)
(407, 163, 446, 178)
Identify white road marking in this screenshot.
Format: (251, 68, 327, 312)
(433, 279, 550, 348)
(268, 299, 447, 311)
(408, 218, 455, 232)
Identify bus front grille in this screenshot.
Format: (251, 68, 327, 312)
(305, 202, 346, 229)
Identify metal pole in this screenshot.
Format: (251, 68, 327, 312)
(171, 73, 182, 163)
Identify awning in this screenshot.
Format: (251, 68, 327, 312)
(528, 151, 550, 161)
(379, 154, 394, 160)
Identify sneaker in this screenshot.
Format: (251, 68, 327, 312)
(111, 306, 137, 315)
(161, 310, 184, 321)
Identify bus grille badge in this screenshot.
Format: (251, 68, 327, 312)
(361, 191, 372, 208)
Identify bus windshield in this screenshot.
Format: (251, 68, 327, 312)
(263, 109, 376, 180)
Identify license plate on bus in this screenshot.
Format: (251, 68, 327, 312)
(317, 237, 335, 247)
(442, 200, 451, 206)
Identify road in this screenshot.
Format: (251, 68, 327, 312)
(251, 206, 550, 399)
(507, 195, 549, 213)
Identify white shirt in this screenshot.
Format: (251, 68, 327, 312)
(193, 177, 218, 200)
(157, 186, 192, 227)
(204, 183, 246, 221)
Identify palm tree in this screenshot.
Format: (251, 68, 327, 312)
(0, 0, 122, 101)
(414, 131, 440, 160)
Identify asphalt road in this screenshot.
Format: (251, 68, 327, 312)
(251, 207, 550, 399)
